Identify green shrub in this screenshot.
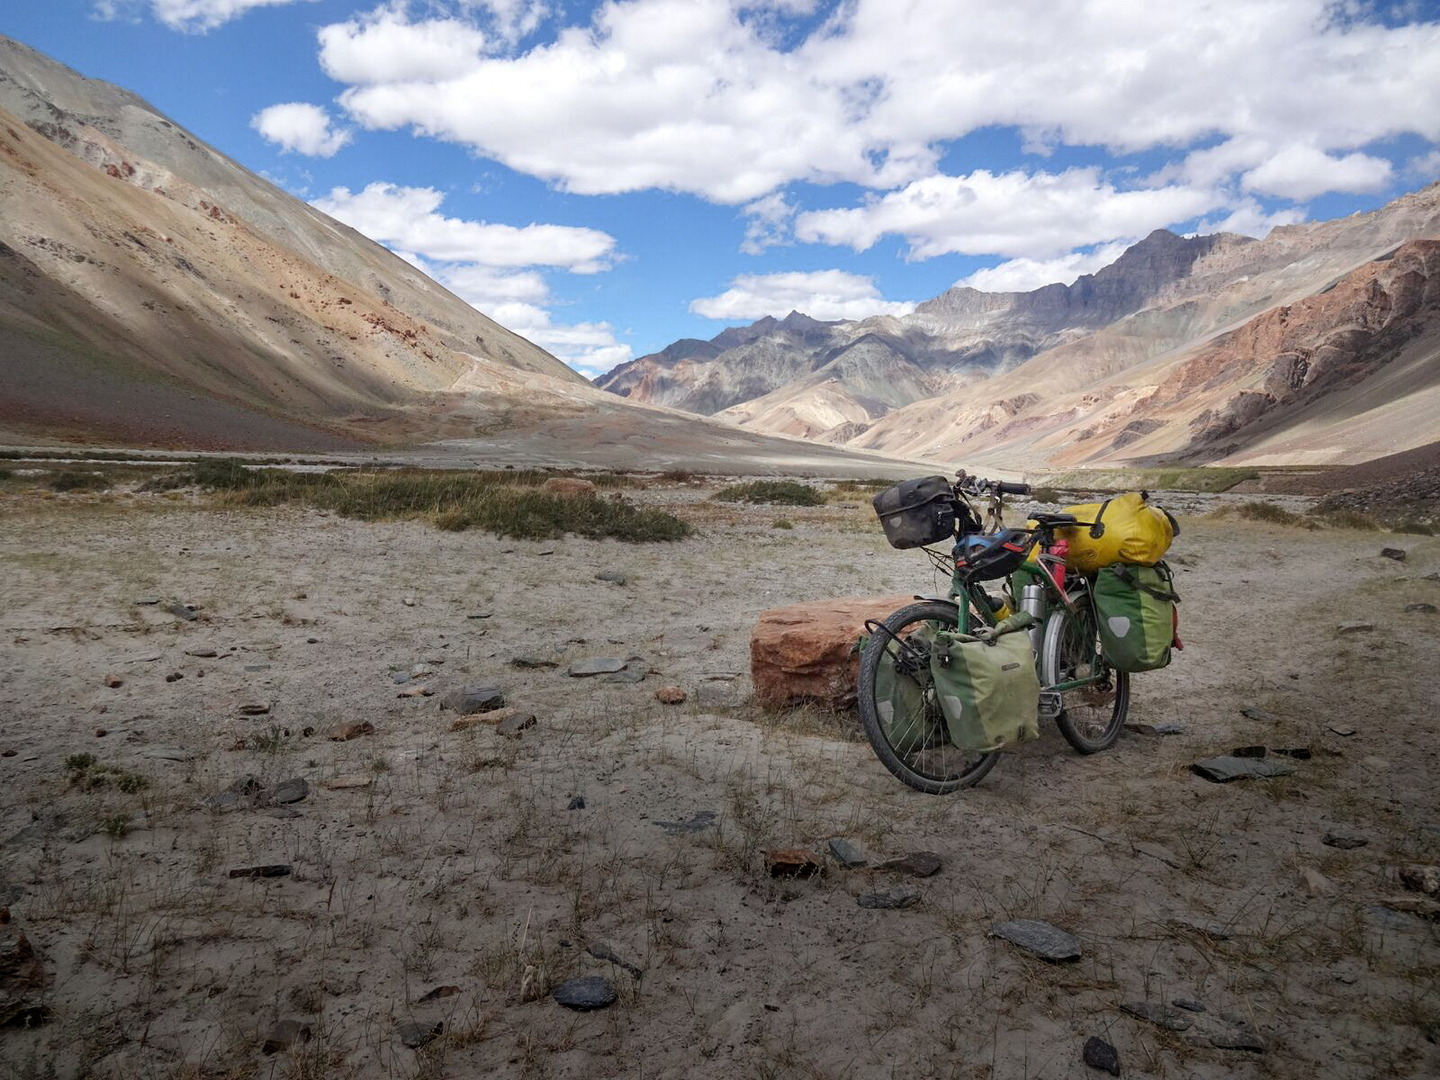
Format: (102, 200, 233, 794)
(46, 470, 110, 492)
(1309, 508, 1379, 531)
(64, 753, 97, 773)
(100, 815, 131, 840)
(1236, 501, 1302, 525)
(188, 458, 258, 490)
(772, 518, 794, 529)
(1028, 487, 1060, 504)
(1393, 518, 1435, 536)
(713, 480, 824, 506)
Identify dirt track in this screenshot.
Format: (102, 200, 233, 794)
(1, 481, 1438, 1079)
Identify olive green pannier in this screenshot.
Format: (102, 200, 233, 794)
(1093, 562, 1179, 673)
(927, 613, 1041, 753)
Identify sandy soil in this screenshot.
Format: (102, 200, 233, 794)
(1, 481, 1438, 1080)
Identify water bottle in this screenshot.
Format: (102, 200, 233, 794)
(1020, 583, 1046, 655)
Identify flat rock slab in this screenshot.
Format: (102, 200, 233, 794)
(856, 888, 920, 909)
(396, 1021, 442, 1049)
(1121, 1000, 1193, 1031)
(605, 667, 648, 684)
(552, 975, 617, 1011)
(262, 1019, 310, 1054)
(270, 778, 309, 805)
(569, 658, 627, 676)
(875, 851, 942, 878)
(1191, 755, 1297, 783)
(991, 919, 1080, 961)
(1337, 621, 1375, 634)
(140, 746, 194, 761)
(228, 864, 291, 879)
(767, 849, 822, 877)
(497, 712, 537, 738)
(1322, 830, 1368, 849)
(1240, 706, 1280, 723)
(442, 685, 505, 714)
(1083, 1036, 1120, 1076)
(828, 838, 867, 868)
(586, 942, 643, 977)
(1399, 864, 1440, 896)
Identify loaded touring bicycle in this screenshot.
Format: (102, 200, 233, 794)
(858, 471, 1180, 793)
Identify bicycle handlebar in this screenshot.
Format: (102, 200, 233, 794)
(954, 470, 1031, 498)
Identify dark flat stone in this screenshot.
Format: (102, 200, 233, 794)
(1323, 830, 1368, 849)
(569, 657, 626, 677)
(416, 985, 461, 1003)
(1240, 706, 1280, 723)
(269, 778, 309, 805)
(655, 811, 717, 835)
(857, 888, 920, 909)
(1083, 1036, 1120, 1076)
(262, 1019, 310, 1054)
(441, 685, 505, 714)
(586, 942, 643, 977)
(228, 864, 292, 879)
(876, 851, 942, 878)
(828, 838, 867, 868)
(496, 712, 537, 738)
(1191, 755, 1297, 783)
(991, 919, 1080, 961)
(552, 975, 617, 1011)
(1173, 998, 1206, 1012)
(396, 1021, 442, 1049)
(1210, 1028, 1265, 1052)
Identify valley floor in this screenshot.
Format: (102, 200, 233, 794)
(1, 482, 1437, 1079)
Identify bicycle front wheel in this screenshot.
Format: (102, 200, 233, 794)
(1040, 597, 1129, 754)
(857, 600, 1000, 794)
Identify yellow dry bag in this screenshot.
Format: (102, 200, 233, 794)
(1056, 491, 1176, 573)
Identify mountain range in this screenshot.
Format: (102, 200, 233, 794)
(600, 186, 1440, 468)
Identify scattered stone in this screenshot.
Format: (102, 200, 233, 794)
(270, 778, 309, 805)
(396, 1021, 442, 1049)
(1173, 998, 1206, 1012)
(441, 685, 505, 715)
(536, 547, 556, 556)
(569, 657, 626, 677)
(991, 919, 1081, 962)
(857, 888, 920, 909)
(467, 612, 493, 620)
(751, 594, 915, 708)
(605, 666, 648, 684)
(1378, 895, 1440, 920)
(417, 985, 462, 1003)
(1240, 706, 1280, 723)
(1, 750, 15, 757)
(1379, 547, 1407, 561)
(1190, 755, 1297, 783)
(875, 851, 942, 878)
(164, 671, 184, 682)
(654, 811, 718, 835)
(1082, 1036, 1121, 1076)
(0, 909, 49, 1025)
(1404, 602, 1438, 614)
(325, 721, 374, 741)
(391, 671, 412, 685)
(103, 674, 124, 689)
(1126, 721, 1186, 736)
(323, 776, 373, 790)
(767, 849, 822, 877)
(1399, 864, 1440, 896)
(828, 838, 867, 868)
(1322, 830, 1368, 850)
(586, 942, 643, 977)
(1336, 621, 1375, 634)
(135, 597, 161, 606)
(1328, 723, 1357, 736)
(262, 1019, 311, 1054)
(1272, 746, 1311, 759)
(140, 746, 194, 762)
(1231, 745, 1267, 758)
(552, 975, 617, 1011)
(403, 597, 416, 607)
(1300, 867, 1336, 897)
(1121, 1000, 1193, 1031)
(410, 664, 435, 677)
(229, 864, 292, 879)
(1210, 1021, 1266, 1052)
(238, 703, 270, 716)
(185, 647, 219, 658)
(509, 656, 558, 669)
(497, 712, 537, 738)
(244, 664, 271, 673)
(655, 685, 687, 704)
(398, 686, 433, 698)
(567, 796, 586, 811)
(596, 570, 627, 585)
(541, 477, 596, 498)
(165, 600, 199, 622)
(696, 683, 733, 707)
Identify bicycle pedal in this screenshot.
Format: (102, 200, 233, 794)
(1038, 691, 1063, 720)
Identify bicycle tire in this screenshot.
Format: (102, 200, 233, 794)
(857, 600, 1000, 794)
(1040, 595, 1130, 754)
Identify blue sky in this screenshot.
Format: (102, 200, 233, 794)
(4, 1, 1440, 377)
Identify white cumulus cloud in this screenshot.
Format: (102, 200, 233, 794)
(1242, 144, 1394, 201)
(251, 103, 351, 157)
(137, 0, 315, 33)
(312, 183, 616, 270)
(957, 243, 1133, 294)
(690, 270, 915, 322)
(319, 5, 489, 84)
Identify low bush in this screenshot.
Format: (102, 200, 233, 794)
(1309, 508, 1379, 531)
(713, 480, 824, 506)
(1235, 501, 1303, 525)
(772, 518, 794, 529)
(45, 470, 111, 493)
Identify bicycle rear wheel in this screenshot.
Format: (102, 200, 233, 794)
(1040, 595, 1129, 754)
(857, 600, 1000, 793)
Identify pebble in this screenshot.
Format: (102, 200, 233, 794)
(237, 703, 271, 716)
(396, 1021, 442, 1049)
(262, 1019, 310, 1054)
(1082, 1036, 1120, 1076)
(1336, 621, 1375, 634)
(1404, 602, 1438, 614)
(1240, 706, 1280, 723)
(766, 849, 822, 877)
(991, 919, 1081, 961)
(596, 571, 628, 585)
(103, 675, 124, 689)
(228, 864, 292, 879)
(552, 975, 617, 1011)
(325, 721, 374, 741)
(1190, 755, 1297, 782)
(827, 838, 867, 868)
(567, 796, 586, 811)
(655, 685, 687, 704)
(441, 685, 505, 715)
(497, 712, 537, 738)
(185, 647, 219, 658)
(857, 888, 920, 909)
(1379, 547, 1407, 561)
(654, 811, 717, 835)
(509, 656, 558, 669)
(270, 778, 309, 805)
(586, 942, 643, 977)
(417, 985, 462, 1003)
(1322, 830, 1368, 849)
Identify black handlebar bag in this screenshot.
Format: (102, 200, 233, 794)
(872, 476, 957, 549)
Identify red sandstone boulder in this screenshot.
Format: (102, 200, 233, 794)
(750, 594, 916, 709)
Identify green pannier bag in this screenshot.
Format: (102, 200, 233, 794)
(872, 623, 946, 756)
(1093, 562, 1179, 672)
(928, 615, 1041, 752)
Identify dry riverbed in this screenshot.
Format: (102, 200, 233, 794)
(1, 480, 1438, 1079)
